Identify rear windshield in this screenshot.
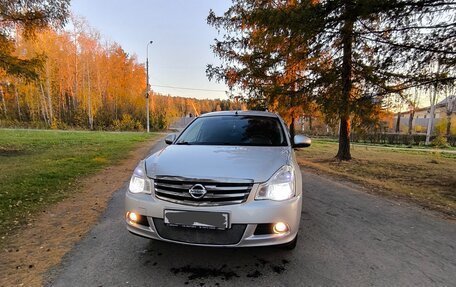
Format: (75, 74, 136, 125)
(175, 115, 288, 146)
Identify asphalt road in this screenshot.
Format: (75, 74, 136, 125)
(47, 140, 456, 287)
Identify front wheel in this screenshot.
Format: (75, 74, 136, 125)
(280, 234, 298, 250)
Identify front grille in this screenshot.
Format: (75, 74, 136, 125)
(154, 177, 253, 206)
(153, 218, 246, 245)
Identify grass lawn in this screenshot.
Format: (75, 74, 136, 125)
(0, 129, 158, 236)
(296, 140, 456, 217)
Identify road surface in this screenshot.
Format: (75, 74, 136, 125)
(46, 140, 456, 287)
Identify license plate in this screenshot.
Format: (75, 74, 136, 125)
(164, 210, 229, 230)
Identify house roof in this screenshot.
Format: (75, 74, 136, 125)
(400, 95, 455, 115)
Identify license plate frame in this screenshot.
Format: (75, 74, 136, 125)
(163, 209, 230, 230)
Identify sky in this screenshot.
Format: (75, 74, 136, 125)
(70, 0, 232, 99)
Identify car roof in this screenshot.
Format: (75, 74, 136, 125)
(199, 110, 279, 118)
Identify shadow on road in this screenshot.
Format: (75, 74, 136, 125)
(133, 237, 295, 286)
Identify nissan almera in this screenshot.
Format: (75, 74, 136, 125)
(125, 110, 310, 249)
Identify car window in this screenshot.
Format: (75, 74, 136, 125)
(175, 115, 287, 146)
(179, 118, 203, 142)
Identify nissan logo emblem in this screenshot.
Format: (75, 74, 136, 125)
(189, 184, 207, 199)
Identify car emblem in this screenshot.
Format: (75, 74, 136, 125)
(189, 184, 207, 199)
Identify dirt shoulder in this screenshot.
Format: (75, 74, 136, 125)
(0, 137, 162, 287)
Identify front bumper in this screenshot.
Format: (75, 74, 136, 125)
(125, 186, 302, 247)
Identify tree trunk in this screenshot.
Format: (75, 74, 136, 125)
(425, 91, 437, 145)
(14, 86, 21, 120)
(445, 96, 455, 138)
(308, 116, 312, 131)
(58, 81, 63, 122)
(86, 63, 94, 130)
(337, 116, 351, 160)
(395, 111, 401, 133)
(45, 64, 54, 126)
(408, 110, 415, 135)
(336, 0, 354, 161)
(290, 117, 295, 144)
(447, 113, 452, 137)
(115, 95, 118, 120)
(426, 62, 440, 145)
(0, 87, 7, 118)
(72, 41, 78, 115)
(39, 82, 50, 125)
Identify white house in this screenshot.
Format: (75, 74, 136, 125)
(394, 96, 456, 134)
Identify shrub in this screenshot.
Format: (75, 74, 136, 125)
(134, 120, 144, 131)
(431, 135, 449, 148)
(434, 119, 447, 136)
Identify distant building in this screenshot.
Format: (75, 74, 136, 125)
(394, 96, 456, 134)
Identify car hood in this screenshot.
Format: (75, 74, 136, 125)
(145, 145, 291, 183)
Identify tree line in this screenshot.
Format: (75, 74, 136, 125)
(0, 2, 234, 131)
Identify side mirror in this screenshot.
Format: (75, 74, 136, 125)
(164, 133, 177, 145)
(293, 135, 311, 148)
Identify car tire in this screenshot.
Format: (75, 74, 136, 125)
(280, 234, 298, 250)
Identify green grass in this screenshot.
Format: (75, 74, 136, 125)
(0, 129, 158, 236)
(296, 140, 456, 217)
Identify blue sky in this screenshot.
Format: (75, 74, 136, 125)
(71, 0, 232, 99)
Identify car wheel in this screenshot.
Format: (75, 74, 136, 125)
(280, 234, 298, 250)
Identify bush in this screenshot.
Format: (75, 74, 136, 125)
(347, 133, 456, 147)
(134, 120, 144, 131)
(434, 119, 448, 136)
(431, 135, 449, 148)
(111, 114, 144, 131)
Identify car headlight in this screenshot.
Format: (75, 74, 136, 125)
(129, 161, 152, 194)
(255, 165, 295, 201)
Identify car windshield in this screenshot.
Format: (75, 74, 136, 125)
(175, 115, 288, 146)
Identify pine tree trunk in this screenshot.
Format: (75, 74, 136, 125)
(336, 0, 354, 161)
(337, 116, 351, 160)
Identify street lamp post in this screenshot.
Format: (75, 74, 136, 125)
(146, 40, 153, 133)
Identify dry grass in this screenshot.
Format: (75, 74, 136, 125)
(296, 140, 456, 218)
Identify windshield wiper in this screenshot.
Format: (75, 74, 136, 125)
(175, 141, 192, 145)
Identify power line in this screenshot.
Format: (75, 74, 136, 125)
(151, 84, 228, 93)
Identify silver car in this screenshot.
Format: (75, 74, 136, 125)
(125, 111, 310, 249)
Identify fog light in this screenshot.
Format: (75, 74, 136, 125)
(273, 222, 288, 234)
(127, 212, 138, 222)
